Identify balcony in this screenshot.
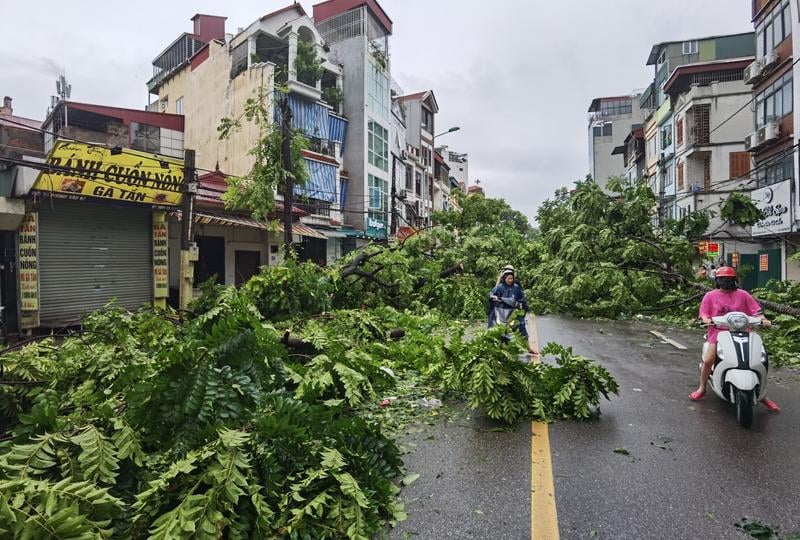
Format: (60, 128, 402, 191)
(148, 33, 206, 93)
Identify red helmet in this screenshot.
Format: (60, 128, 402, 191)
(715, 266, 736, 278)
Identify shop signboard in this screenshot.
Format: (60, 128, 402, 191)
(751, 179, 792, 236)
(153, 214, 169, 298)
(33, 140, 184, 208)
(18, 212, 40, 328)
(366, 216, 387, 238)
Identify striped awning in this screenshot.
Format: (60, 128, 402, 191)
(297, 157, 338, 202)
(191, 210, 326, 239)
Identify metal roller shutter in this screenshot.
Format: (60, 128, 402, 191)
(39, 200, 152, 326)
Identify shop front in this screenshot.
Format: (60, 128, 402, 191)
(23, 140, 182, 327)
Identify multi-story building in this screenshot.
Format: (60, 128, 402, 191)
(314, 0, 393, 244)
(0, 96, 43, 335)
(663, 57, 757, 273)
(433, 150, 452, 212)
(643, 32, 755, 223)
(746, 0, 799, 283)
(147, 8, 348, 266)
(587, 94, 644, 189)
(396, 90, 438, 225)
(30, 101, 186, 324)
(438, 144, 469, 192)
(612, 126, 645, 183)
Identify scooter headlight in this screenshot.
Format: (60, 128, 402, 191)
(726, 313, 749, 332)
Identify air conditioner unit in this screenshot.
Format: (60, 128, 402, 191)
(398, 189, 408, 200)
(744, 132, 757, 151)
(743, 60, 762, 84)
(757, 122, 780, 145)
(761, 50, 779, 70)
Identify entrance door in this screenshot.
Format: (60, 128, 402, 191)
(732, 253, 759, 292)
(757, 249, 782, 289)
(234, 250, 261, 286)
(194, 236, 225, 286)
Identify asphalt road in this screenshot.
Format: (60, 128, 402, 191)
(390, 316, 800, 540)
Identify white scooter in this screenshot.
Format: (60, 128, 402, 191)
(701, 312, 768, 428)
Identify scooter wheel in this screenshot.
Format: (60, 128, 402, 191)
(735, 388, 754, 428)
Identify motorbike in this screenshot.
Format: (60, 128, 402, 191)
(701, 311, 768, 428)
(491, 296, 529, 340)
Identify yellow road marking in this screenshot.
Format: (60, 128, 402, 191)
(528, 314, 560, 540)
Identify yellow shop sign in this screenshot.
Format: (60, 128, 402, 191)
(33, 140, 184, 207)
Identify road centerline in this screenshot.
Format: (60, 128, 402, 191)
(528, 314, 560, 540)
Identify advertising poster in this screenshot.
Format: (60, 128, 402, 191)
(153, 215, 169, 298)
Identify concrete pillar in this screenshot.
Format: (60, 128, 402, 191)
(288, 32, 299, 83)
(314, 43, 325, 91)
(247, 35, 257, 68)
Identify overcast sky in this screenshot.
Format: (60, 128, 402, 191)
(2, 0, 753, 222)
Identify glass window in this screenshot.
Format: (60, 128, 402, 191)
(757, 29, 765, 58)
(368, 174, 388, 223)
(783, 78, 793, 114)
(175, 97, 184, 115)
(368, 120, 389, 171)
(367, 61, 389, 120)
(756, 73, 792, 126)
(593, 126, 602, 137)
(602, 123, 613, 136)
(682, 41, 698, 55)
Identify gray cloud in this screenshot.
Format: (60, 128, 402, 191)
(2, 0, 753, 224)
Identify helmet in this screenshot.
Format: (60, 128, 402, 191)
(501, 269, 515, 279)
(715, 266, 736, 278)
(502, 264, 515, 272)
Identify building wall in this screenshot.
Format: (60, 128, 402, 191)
(331, 37, 369, 231)
(588, 96, 644, 189)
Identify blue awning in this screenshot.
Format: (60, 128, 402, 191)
(297, 157, 337, 202)
(275, 93, 329, 140)
(329, 113, 348, 155)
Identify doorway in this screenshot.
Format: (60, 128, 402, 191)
(194, 236, 225, 286)
(235, 250, 261, 286)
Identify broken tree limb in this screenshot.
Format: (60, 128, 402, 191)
(686, 282, 800, 317)
(281, 328, 407, 354)
(415, 262, 465, 288)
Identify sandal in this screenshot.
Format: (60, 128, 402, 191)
(689, 390, 705, 401)
(761, 398, 781, 413)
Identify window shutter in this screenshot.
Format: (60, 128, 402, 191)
(729, 152, 750, 179)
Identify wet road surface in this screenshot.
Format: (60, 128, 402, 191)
(391, 316, 800, 539)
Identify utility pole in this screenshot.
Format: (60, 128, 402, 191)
(179, 149, 197, 310)
(281, 96, 294, 256)
(390, 153, 398, 237)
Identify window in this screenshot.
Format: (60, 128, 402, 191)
(368, 121, 389, 171)
(368, 61, 389, 119)
(682, 41, 698, 55)
(664, 163, 674, 187)
(599, 99, 632, 117)
(421, 107, 434, 134)
(405, 165, 413, 191)
(602, 123, 612, 136)
(756, 72, 793, 127)
(729, 151, 751, 179)
(131, 122, 160, 153)
(175, 97, 184, 115)
(660, 125, 672, 150)
(657, 50, 667, 69)
(415, 171, 422, 195)
(676, 118, 684, 146)
(756, 153, 794, 187)
(756, 1, 792, 58)
(677, 161, 684, 190)
(593, 125, 602, 137)
(368, 174, 388, 223)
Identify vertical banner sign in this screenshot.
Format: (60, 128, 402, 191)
(760, 253, 769, 272)
(153, 213, 168, 299)
(731, 252, 740, 268)
(18, 212, 39, 310)
(18, 212, 40, 329)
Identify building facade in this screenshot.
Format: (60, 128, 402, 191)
(147, 8, 349, 268)
(315, 0, 394, 243)
(746, 0, 799, 283)
(587, 94, 644, 189)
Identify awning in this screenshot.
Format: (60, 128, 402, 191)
(190, 210, 326, 239)
(313, 228, 348, 238)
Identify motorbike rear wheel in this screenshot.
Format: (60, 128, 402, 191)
(735, 388, 754, 428)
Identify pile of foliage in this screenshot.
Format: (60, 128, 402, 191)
(435, 327, 618, 424)
(0, 296, 407, 539)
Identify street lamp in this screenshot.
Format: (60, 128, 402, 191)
(434, 126, 460, 138)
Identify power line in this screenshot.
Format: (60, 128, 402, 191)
(708, 55, 800, 136)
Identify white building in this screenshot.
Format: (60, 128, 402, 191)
(315, 0, 393, 245)
(587, 94, 645, 190)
